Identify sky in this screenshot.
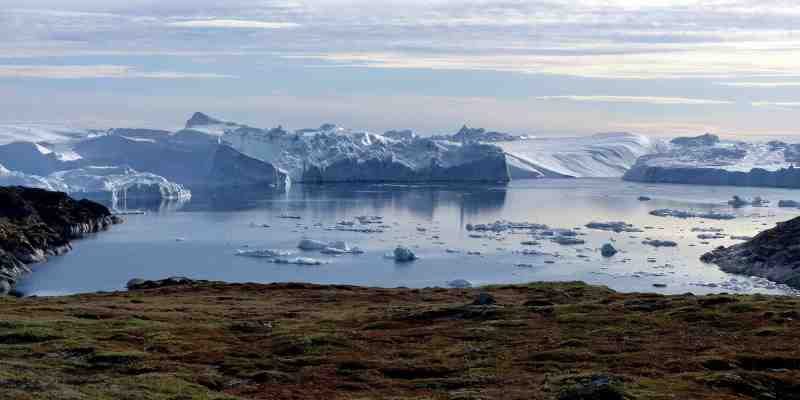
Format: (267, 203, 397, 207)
(2, 0, 800, 136)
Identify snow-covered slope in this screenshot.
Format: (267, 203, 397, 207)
(498, 133, 666, 178)
(0, 123, 99, 146)
(624, 135, 800, 188)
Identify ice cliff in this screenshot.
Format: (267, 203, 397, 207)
(205, 116, 512, 183)
(624, 134, 800, 188)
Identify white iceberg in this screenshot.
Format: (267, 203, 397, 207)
(624, 134, 800, 189)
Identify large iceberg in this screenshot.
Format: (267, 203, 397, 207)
(72, 132, 289, 190)
(624, 134, 800, 188)
(199, 114, 511, 183)
(498, 132, 666, 178)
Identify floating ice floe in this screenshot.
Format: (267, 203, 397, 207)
(298, 239, 329, 251)
(272, 257, 326, 266)
(551, 236, 585, 245)
(650, 209, 736, 220)
(237, 249, 296, 258)
(642, 240, 678, 248)
(728, 195, 769, 208)
(691, 227, 723, 233)
(327, 225, 385, 234)
(515, 249, 553, 257)
(586, 221, 643, 233)
(320, 241, 364, 255)
(466, 220, 548, 233)
(697, 233, 726, 240)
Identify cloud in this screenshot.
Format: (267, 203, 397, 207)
(718, 81, 800, 88)
(167, 19, 300, 29)
(285, 49, 800, 80)
(751, 101, 800, 109)
(534, 95, 734, 105)
(0, 65, 235, 79)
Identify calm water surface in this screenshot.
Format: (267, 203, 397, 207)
(17, 179, 800, 296)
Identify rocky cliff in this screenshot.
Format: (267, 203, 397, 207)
(701, 216, 800, 288)
(0, 186, 121, 294)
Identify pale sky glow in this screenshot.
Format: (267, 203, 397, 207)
(1, 0, 800, 136)
(167, 19, 300, 29)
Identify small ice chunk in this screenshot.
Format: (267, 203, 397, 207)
(393, 246, 417, 262)
(551, 236, 585, 245)
(600, 243, 618, 257)
(298, 239, 329, 251)
(237, 249, 295, 258)
(642, 240, 678, 248)
(273, 257, 325, 265)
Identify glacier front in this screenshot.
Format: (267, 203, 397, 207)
(624, 134, 800, 188)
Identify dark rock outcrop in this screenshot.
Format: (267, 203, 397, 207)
(0, 186, 121, 294)
(701, 217, 800, 288)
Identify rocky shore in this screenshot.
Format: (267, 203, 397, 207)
(702, 216, 800, 288)
(1, 280, 799, 399)
(0, 186, 121, 294)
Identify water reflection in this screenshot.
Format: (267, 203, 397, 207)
(102, 183, 511, 218)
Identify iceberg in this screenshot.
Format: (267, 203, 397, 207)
(50, 166, 192, 205)
(0, 164, 190, 210)
(236, 249, 295, 258)
(624, 134, 800, 188)
(187, 113, 512, 183)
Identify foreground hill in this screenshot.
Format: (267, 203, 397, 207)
(1, 280, 799, 399)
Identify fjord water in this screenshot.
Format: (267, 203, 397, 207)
(16, 179, 800, 296)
